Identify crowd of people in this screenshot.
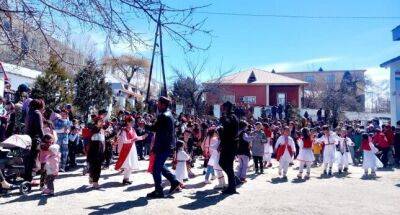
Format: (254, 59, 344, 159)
(1, 93, 400, 198)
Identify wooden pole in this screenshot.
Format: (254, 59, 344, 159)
(158, 6, 167, 97)
(145, 7, 162, 104)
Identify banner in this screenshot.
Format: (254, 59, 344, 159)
(213, 104, 221, 118)
(253, 106, 261, 119)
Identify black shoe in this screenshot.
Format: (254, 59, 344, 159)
(323, 170, 327, 175)
(343, 167, 348, 172)
(338, 170, 342, 174)
(328, 170, 332, 176)
(122, 179, 132, 185)
(147, 191, 165, 198)
(255, 170, 259, 174)
(222, 188, 238, 195)
(168, 182, 181, 194)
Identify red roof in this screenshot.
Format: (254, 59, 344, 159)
(207, 68, 307, 85)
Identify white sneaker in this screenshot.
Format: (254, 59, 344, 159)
(204, 180, 211, 184)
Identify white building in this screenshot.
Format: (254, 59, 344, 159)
(380, 25, 400, 125)
(0, 61, 42, 97)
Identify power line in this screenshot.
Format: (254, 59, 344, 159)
(195, 11, 400, 20)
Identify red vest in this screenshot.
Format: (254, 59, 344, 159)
(276, 136, 293, 161)
(303, 137, 312, 148)
(361, 140, 371, 151)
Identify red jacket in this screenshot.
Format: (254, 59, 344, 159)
(372, 132, 389, 148)
(384, 130, 394, 145)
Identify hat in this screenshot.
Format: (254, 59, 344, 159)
(158, 96, 171, 106)
(49, 144, 60, 154)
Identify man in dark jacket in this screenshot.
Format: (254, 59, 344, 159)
(219, 101, 239, 194)
(147, 97, 180, 198)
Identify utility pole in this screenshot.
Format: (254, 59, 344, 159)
(146, 5, 167, 104)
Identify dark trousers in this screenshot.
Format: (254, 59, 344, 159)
(89, 158, 102, 183)
(136, 142, 144, 159)
(45, 174, 56, 191)
(253, 156, 263, 172)
(24, 144, 39, 181)
(394, 145, 400, 165)
(378, 147, 390, 167)
(219, 151, 236, 191)
(103, 142, 112, 167)
(68, 142, 77, 168)
(153, 151, 179, 193)
(40, 163, 46, 188)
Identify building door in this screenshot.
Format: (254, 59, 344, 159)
(277, 93, 286, 106)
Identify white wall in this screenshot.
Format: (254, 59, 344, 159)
(8, 73, 36, 90)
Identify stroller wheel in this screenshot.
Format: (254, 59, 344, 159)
(19, 182, 31, 195)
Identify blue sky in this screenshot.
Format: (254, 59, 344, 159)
(86, 0, 400, 83)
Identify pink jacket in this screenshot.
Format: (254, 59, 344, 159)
(45, 153, 60, 175)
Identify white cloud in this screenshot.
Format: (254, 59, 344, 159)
(365, 67, 390, 82)
(259, 57, 339, 72)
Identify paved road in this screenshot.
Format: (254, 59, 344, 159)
(1, 158, 400, 215)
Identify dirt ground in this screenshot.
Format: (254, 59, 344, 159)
(1, 158, 399, 215)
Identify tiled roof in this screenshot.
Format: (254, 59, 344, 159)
(208, 68, 307, 85)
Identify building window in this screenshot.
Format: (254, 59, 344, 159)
(325, 74, 335, 83)
(305, 75, 315, 84)
(241, 96, 256, 104)
(277, 93, 286, 106)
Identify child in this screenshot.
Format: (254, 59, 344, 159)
(297, 128, 314, 179)
(335, 129, 353, 174)
(236, 120, 252, 183)
(360, 133, 383, 177)
(175, 140, 190, 186)
(275, 126, 296, 180)
(39, 134, 54, 189)
(316, 126, 339, 175)
(202, 128, 217, 184)
(312, 134, 323, 167)
(263, 123, 273, 168)
(42, 144, 60, 195)
(207, 127, 226, 189)
(251, 122, 267, 174)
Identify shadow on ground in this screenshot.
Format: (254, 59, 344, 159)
(179, 189, 228, 210)
(86, 197, 148, 214)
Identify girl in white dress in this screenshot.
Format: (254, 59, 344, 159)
(207, 128, 226, 189)
(115, 116, 147, 185)
(297, 128, 315, 179)
(335, 129, 353, 174)
(315, 125, 339, 176)
(275, 126, 296, 180)
(360, 133, 383, 177)
(175, 140, 191, 185)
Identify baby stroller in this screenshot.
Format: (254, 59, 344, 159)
(0, 135, 32, 195)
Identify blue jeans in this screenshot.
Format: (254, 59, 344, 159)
(205, 165, 215, 181)
(153, 151, 179, 192)
(59, 144, 69, 170)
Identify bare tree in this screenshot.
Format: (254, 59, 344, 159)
(0, 0, 211, 68)
(102, 55, 149, 86)
(171, 58, 233, 115)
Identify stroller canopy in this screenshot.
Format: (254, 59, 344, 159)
(0, 135, 32, 149)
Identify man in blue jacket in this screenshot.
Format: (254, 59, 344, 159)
(147, 96, 181, 198)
